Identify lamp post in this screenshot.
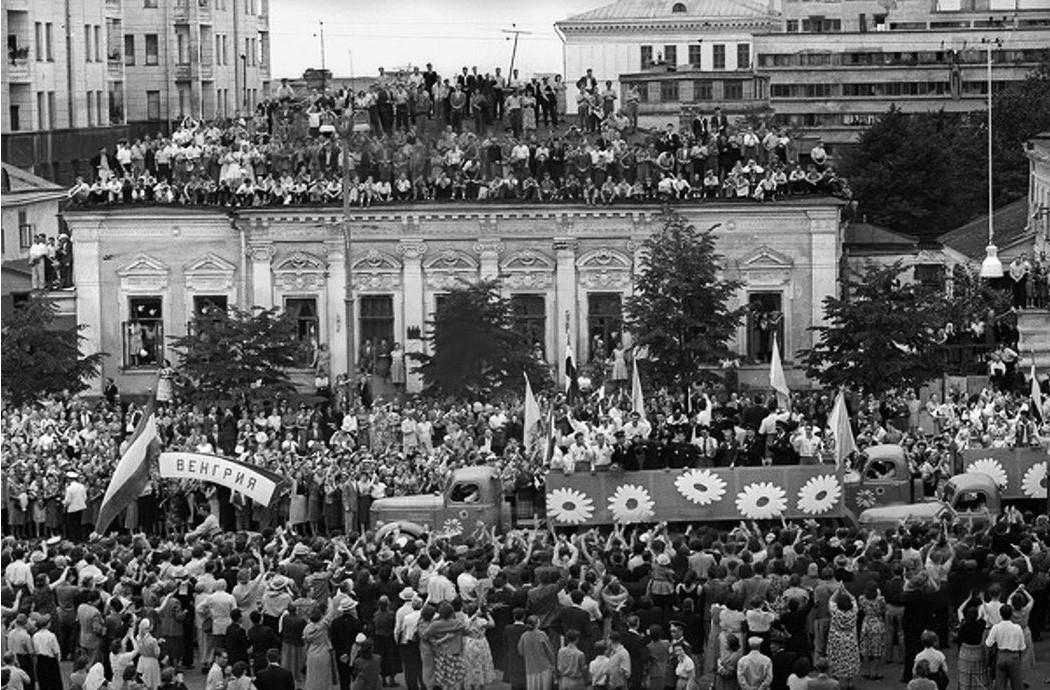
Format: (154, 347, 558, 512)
(980, 37, 1004, 278)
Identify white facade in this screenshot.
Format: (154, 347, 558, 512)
(1028, 135, 1050, 259)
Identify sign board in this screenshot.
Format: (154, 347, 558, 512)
(158, 452, 283, 505)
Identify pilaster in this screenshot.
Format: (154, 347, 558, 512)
(398, 239, 427, 393)
(247, 241, 275, 309)
(474, 237, 504, 281)
(324, 240, 348, 379)
(73, 230, 104, 396)
(554, 237, 579, 381)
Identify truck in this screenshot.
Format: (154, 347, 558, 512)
(370, 446, 1046, 535)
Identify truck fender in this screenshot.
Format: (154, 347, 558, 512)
(374, 520, 428, 541)
(841, 506, 859, 530)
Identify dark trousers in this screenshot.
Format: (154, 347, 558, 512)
(399, 642, 422, 690)
(16, 654, 35, 690)
(63, 510, 84, 540)
(335, 661, 352, 690)
(994, 650, 1023, 690)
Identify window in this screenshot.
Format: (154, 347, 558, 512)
(786, 19, 799, 32)
(358, 295, 394, 365)
(96, 91, 103, 125)
(216, 35, 223, 65)
(145, 34, 158, 65)
(671, 2, 687, 12)
(35, 23, 42, 61)
(94, 26, 100, 61)
(641, 45, 653, 69)
(47, 92, 55, 129)
(37, 92, 46, 129)
(285, 297, 319, 367)
(664, 45, 677, 67)
(222, 35, 228, 65)
(18, 211, 32, 249)
(124, 35, 135, 65)
(192, 295, 228, 322)
(914, 264, 946, 290)
(723, 80, 743, 100)
(86, 91, 95, 126)
(178, 88, 188, 117)
(737, 43, 750, 70)
(144, 0, 158, 7)
(450, 482, 481, 503)
(660, 80, 679, 101)
(177, 33, 186, 64)
(109, 85, 124, 123)
(587, 293, 622, 361)
(125, 297, 164, 368)
(688, 44, 702, 68)
(747, 292, 783, 363)
(146, 90, 161, 120)
(9, 104, 20, 131)
(693, 80, 713, 100)
(713, 44, 726, 70)
(84, 25, 91, 62)
(511, 295, 546, 356)
(45, 23, 53, 60)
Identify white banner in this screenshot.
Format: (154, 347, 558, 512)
(158, 452, 279, 505)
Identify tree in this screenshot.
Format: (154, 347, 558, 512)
(624, 209, 745, 391)
(800, 261, 1007, 394)
(990, 57, 1050, 205)
(1, 294, 107, 404)
(169, 307, 300, 405)
(411, 280, 551, 399)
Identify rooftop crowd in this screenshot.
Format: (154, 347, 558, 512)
(65, 65, 850, 210)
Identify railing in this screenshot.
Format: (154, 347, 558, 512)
(6, 55, 31, 82)
(107, 54, 123, 78)
(934, 343, 997, 376)
(200, 63, 214, 80)
(104, 0, 121, 14)
(174, 64, 192, 80)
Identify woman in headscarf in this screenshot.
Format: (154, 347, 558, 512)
(421, 602, 467, 690)
(135, 619, 162, 690)
(302, 604, 336, 690)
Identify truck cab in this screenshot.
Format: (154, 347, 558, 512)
(370, 466, 509, 538)
(844, 444, 924, 513)
(857, 472, 1000, 532)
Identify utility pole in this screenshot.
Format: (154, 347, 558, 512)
(340, 60, 355, 404)
(316, 21, 326, 90)
(501, 23, 533, 77)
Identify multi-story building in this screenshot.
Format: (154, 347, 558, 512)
(556, 0, 1050, 154)
(2, 0, 270, 182)
(65, 198, 844, 397)
(121, 0, 271, 125)
(2, 0, 126, 180)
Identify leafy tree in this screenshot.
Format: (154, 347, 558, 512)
(624, 209, 745, 391)
(990, 57, 1050, 205)
(169, 307, 300, 405)
(411, 280, 551, 399)
(1, 294, 107, 404)
(800, 261, 1007, 394)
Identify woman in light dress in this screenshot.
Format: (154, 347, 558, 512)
(461, 603, 496, 690)
(135, 619, 162, 690)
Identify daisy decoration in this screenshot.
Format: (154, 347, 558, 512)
(966, 458, 1008, 488)
(796, 475, 842, 515)
(546, 488, 596, 525)
(607, 484, 656, 524)
(1022, 462, 1047, 499)
(675, 469, 727, 506)
(735, 482, 788, 520)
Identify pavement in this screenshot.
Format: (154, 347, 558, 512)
(59, 637, 1050, 690)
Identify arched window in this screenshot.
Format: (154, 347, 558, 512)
(671, 2, 687, 12)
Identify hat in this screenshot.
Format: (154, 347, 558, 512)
(377, 548, 395, 562)
(268, 575, 292, 591)
(748, 636, 763, 647)
(338, 598, 358, 613)
(292, 543, 310, 558)
(656, 553, 671, 566)
(454, 545, 469, 557)
(45, 536, 61, 546)
(30, 551, 46, 563)
(995, 554, 1010, 569)
(65, 471, 79, 479)
(355, 633, 367, 644)
(399, 587, 417, 601)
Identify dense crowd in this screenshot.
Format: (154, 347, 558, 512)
(26, 231, 74, 292)
(64, 66, 850, 211)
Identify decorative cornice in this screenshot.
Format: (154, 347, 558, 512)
(398, 239, 428, 261)
(552, 238, 580, 253)
(473, 238, 505, 256)
(246, 242, 275, 262)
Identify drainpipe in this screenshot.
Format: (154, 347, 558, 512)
(65, 0, 75, 128)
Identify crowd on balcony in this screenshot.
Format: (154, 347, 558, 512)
(64, 64, 850, 210)
(26, 230, 74, 291)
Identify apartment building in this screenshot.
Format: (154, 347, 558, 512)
(557, 0, 1050, 155)
(2, 0, 270, 182)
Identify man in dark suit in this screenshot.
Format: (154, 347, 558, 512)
(559, 591, 595, 660)
(253, 648, 294, 690)
(503, 608, 528, 690)
(225, 609, 251, 668)
(329, 601, 362, 690)
(709, 106, 729, 133)
(246, 611, 279, 674)
(621, 615, 648, 690)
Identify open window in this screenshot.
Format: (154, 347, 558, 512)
(449, 482, 481, 504)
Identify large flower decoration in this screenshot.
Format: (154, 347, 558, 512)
(546, 488, 596, 525)
(675, 469, 727, 506)
(1022, 462, 1047, 499)
(855, 488, 877, 509)
(607, 484, 656, 524)
(796, 475, 843, 515)
(440, 518, 463, 537)
(735, 482, 787, 520)
(966, 458, 1009, 488)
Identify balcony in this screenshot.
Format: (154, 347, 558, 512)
(199, 62, 213, 80)
(107, 51, 124, 78)
(198, 1, 212, 23)
(105, 0, 121, 16)
(6, 52, 32, 83)
(174, 63, 192, 80)
(172, 3, 189, 22)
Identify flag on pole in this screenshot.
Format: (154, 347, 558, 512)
(565, 336, 579, 404)
(95, 401, 161, 534)
(523, 373, 542, 457)
(632, 360, 646, 421)
(1031, 363, 1044, 422)
(544, 407, 557, 464)
(769, 334, 791, 410)
(828, 389, 856, 469)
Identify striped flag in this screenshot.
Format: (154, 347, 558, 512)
(769, 334, 791, 410)
(523, 373, 542, 457)
(828, 389, 856, 469)
(95, 401, 161, 535)
(632, 359, 646, 421)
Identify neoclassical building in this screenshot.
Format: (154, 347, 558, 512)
(66, 199, 843, 396)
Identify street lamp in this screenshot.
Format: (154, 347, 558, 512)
(980, 36, 1004, 278)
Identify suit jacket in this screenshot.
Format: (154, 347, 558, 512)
(225, 622, 251, 666)
(620, 629, 647, 688)
(254, 664, 295, 690)
(504, 622, 528, 689)
(247, 623, 280, 671)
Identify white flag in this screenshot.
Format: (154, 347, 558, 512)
(829, 390, 856, 469)
(769, 334, 790, 410)
(632, 360, 646, 421)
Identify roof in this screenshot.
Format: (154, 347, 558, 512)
(936, 198, 1032, 261)
(2, 162, 64, 206)
(844, 222, 919, 250)
(561, 0, 775, 23)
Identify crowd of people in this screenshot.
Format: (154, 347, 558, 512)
(64, 65, 850, 211)
(26, 230, 74, 292)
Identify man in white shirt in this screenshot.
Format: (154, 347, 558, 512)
(425, 565, 457, 604)
(29, 235, 49, 289)
(4, 549, 34, 592)
(394, 593, 423, 690)
(63, 472, 88, 540)
(986, 605, 1025, 690)
(792, 424, 823, 465)
(208, 580, 237, 651)
(737, 637, 773, 690)
(621, 411, 651, 440)
(205, 651, 228, 690)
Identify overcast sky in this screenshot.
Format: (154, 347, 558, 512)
(269, 0, 600, 80)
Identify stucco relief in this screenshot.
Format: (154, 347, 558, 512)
(273, 251, 327, 292)
(504, 271, 554, 289)
(579, 269, 630, 289)
(117, 253, 169, 292)
(352, 273, 401, 292)
(183, 253, 236, 292)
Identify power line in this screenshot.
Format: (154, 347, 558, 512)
(501, 23, 534, 75)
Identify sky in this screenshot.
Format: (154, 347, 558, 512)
(269, 0, 601, 80)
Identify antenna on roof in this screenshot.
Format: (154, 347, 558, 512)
(502, 23, 534, 76)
